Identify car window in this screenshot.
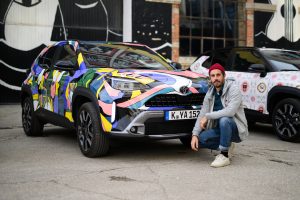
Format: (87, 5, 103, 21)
(211, 50, 231, 70)
(232, 50, 264, 72)
(38, 46, 58, 68)
(260, 50, 300, 71)
(55, 45, 77, 68)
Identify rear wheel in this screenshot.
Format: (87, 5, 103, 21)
(76, 102, 110, 157)
(22, 97, 44, 136)
(272, 98, 300, 142)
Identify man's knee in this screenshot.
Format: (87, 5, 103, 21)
(219, 117, 234, 126)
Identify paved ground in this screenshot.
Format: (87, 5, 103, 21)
(0, 105, 299, 200)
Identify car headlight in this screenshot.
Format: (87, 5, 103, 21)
(110, 78, 149, 91)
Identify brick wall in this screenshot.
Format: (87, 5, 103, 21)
(172, 3, 180, 62)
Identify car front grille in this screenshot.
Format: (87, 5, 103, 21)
(145, 93, 205, 107)
(144, 118, 196, 135)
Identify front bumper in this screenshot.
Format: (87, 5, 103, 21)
(110, 110, 196, 139)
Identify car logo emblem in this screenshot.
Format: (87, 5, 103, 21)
(180, 86, 189, 94)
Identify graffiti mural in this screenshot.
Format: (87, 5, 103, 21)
(0, 0, 123, 102)
(254, 0, 300, 49)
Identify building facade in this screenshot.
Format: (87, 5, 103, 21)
(0, 0, 299, 102)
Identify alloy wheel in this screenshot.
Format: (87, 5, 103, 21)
(78, 110, 94, 151)
(274, 103, 300, 138)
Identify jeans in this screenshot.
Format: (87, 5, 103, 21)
(199, 117, 241, 151)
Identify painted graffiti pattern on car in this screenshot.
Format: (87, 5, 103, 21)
(23, 40, 208, 139)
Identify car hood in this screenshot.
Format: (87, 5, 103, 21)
(79, 68, 208, 95)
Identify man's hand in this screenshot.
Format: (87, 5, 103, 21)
(200, 116, 208, 129)
(191, 135, 199, 151)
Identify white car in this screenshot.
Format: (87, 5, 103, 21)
(190, 47, 300, 142)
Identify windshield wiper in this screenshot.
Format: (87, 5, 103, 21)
(280, 69, 299, 71)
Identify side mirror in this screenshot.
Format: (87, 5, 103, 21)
(172, 62, 182, 70)
(248, 64, 266, 77)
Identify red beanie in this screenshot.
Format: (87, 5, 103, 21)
(208, 63, 225, 75)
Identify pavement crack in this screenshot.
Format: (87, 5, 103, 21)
(109, 176, 136, 182)
(146, 166, 169, 200)
(48, 179, 127, 200)
(269, 159, 294, 166)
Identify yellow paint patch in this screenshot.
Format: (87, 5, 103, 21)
(96, 80, 105, 98)
(100, 113, 112, 132)
(133, 77, 154, 85)
(97, 68, 116, 73)
(86, 79, 92, 87)
(32, 94, 38, 100)
(55, 82, 60, 95)
(65, 111, 74, 122)
(39, 76, 45, 90)
(77, 53, 84, 65)
(131, 90, 141, 99)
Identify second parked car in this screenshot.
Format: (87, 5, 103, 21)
(190, 47, 300, 142)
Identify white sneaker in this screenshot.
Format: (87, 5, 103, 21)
(228, 142, 235, 158)
(210, 154, 230, 168)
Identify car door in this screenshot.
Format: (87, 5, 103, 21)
(50, 44, 77, 120)
(36, 45, 59, 111)
(226, 49, 270, 114)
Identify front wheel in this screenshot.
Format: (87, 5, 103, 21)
(76, 102, 110, 157)
(272, 98, 300, 142)
(22, 97, 44, 136)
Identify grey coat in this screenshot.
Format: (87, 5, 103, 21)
(192, 79, 249, 140)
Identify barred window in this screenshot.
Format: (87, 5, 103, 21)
(180, 0, 246, 56)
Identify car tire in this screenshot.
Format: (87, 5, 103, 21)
(179, 136, 192, 148)
(22, 97, 44, 136)
(272, 98, 300, 142)
(76, 102, 110, 157)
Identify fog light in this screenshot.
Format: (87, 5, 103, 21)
(130, 126, 137, 133)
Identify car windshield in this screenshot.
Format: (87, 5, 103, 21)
(79, 43, 174, 70)
(260, 49, 300, 71)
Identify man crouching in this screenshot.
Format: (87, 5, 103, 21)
(191, 63, 248, 168)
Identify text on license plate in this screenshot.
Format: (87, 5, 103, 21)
(165, 110, 200, 121)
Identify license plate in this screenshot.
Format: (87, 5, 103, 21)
(165, 110, 200, 121)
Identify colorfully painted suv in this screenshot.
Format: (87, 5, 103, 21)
(190, 47, 300, 142)
(21, 40, 208, 157)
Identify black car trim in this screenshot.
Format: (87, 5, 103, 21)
(35, 107, 74, 129)
(267, 86, 300, 113)
(72, 86, 100, 122)
(20, 84, 33, 103)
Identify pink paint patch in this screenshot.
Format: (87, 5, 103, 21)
(67, 99, 71, 109)
(44, 73, 49, 79)
(50, 84, 56, 98)
(117, 84, 169, 108)
(104, 81, 121, 97)
(155, 70, 205, 78)
(277, 82, 283, 86)
(291, 75, 297, 80)
(272, 74, 277, 79)
(98, 100, 112, 116)
(189, 87, 199, 93)
(251, 96, 255, 102)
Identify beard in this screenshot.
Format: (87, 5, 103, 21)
(213, 80, 224, 89)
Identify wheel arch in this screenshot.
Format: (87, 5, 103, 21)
(267, 86, 300, 115)
(72, 86, 100, 125)
(20, 85, 33, 104)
